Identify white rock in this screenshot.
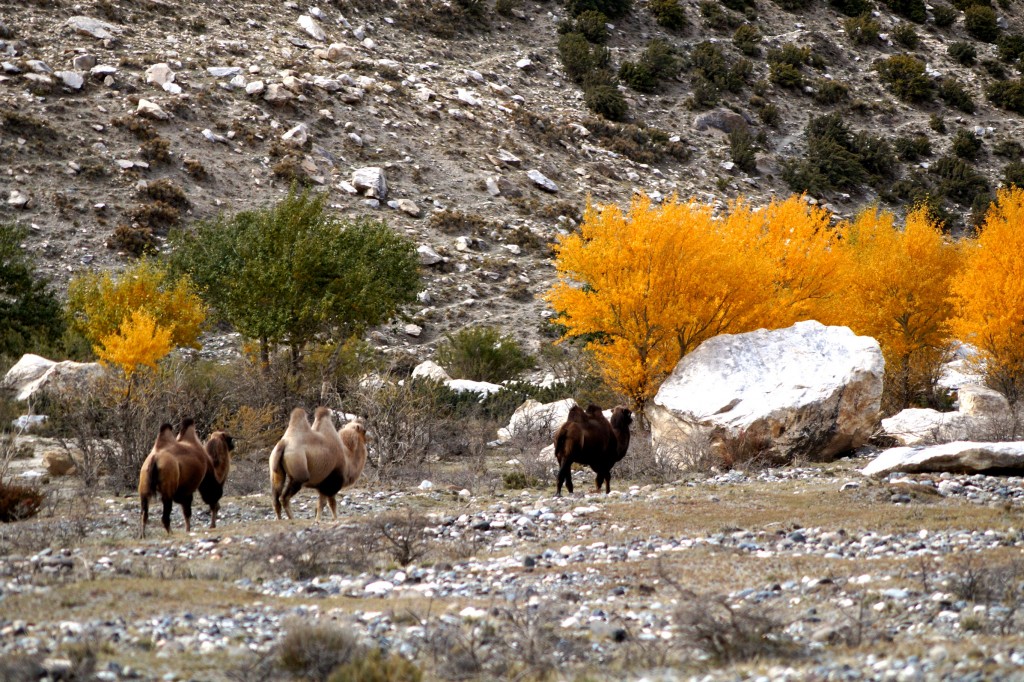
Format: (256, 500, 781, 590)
(65, 16, 118, 40)
(207, 66, 242, 78)
(55, 71, 84, 90)
(456, 88, 481, 106)
(1, 354, 104, 402)
(264, 82, 294, 104)
(145, 63, 175, 87)
(863, 441, 1024, 477)
(516, 58, 533, 70)
(325, 42, 354, 61)
(351, 166, 387, 199)
(7, 190, 30, 209)
(411, 360, 452, 382)
(882, 384, 1010, 446)
(364, 580, 394, 596)
(298, 15, 327, 41)
(496, 398, 577, 442)
(72, 55, 97, 70)
(136, 99, 169, 120)
(404, 323, 422, 338)
(527, 169, 558, 193)
(417, 244, 444, 265)
(447, 379, 503, 397)
(418, 480, 435, 490)
(649, 321, 883, 466)
(163, 81, 182, 94)
(281, 123, 309, 147)
(245, 80, 265, 95)
(459, 606, 487, 620)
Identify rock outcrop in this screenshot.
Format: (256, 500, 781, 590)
(881, 384, 1012, 446)
(649, 321, 884, 467)
(862, 441, 1024, 477)
(1, 354, 104, 403)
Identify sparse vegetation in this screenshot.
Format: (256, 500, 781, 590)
(964, 4, 999, 42)
(436, 326, 534, 382)
(875, 54, 932, 102)
(649, 0, 688, 29)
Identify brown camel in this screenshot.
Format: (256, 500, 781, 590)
(553, 404, 633, 496)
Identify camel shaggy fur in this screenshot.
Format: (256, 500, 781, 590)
(269, 407, 368, 521)
(138, 418, 235, 538)
(553, 404, 633, 496)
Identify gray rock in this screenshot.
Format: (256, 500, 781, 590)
(863, 441, 1024, 477)
(694, 108, 750, 135)
(55, 71, 84, 90)
(298, 15, 327, 41)
(145, 63, 175, 87)
(352, 166, 387, 199)
(527, 169, 558, 193)
(136, 99, 169, 119)
(264, 82, 294, 104)
(417, 244, 444, 266)
(72, 54, 96, 70)
(7, 190, 30, 209)
(282, 123, 309, 147)
(65, 16, 119, 40)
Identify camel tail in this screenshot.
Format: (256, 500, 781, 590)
(139, 454, 159, 499)
(554, 426, 570, 465)
(269, 441, 287, 490)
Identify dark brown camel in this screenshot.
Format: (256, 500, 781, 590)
(553, 404, 633, 496)
(138, 418, 235, 538)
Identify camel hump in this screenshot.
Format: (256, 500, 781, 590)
(154, 423, 175, 449)
(567, 404, 587, 422)
(287, 407, 311, 431)
(312, 406, 334, 428)
(585, 404, 606, 417)
(177, 418, 202, 445)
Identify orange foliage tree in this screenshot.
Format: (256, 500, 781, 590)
(949, 187, 1024, 403)
(830, 205, 962, 411)
(94, 309, 174, 377)
(547, 194, 840, 408)
(66, 259, 205, 374)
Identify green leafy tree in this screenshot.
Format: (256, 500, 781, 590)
(170, 189, 421, 365)
(0, 223, 65, 359)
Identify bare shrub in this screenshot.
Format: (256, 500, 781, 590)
(278, 620, 365, 682)
(368, 510, 430, 567)
(0, 654, 44, 682)
(674, 594, 797, 663)
(614, 424, 680, 484)
(946, 556, 1024, 634)
(242, 527, 375, 579)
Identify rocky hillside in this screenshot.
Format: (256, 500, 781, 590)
(2, 0, 1023, 356)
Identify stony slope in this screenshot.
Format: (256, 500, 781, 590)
(2, 0, 1023, 357)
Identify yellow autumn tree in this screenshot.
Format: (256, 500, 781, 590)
(94, 309, 174, 376)
(949, 187, 1024, 403)
(547, 194, 841, 408)
(830, 205, 962, 412)
(67, 259, 206, 352)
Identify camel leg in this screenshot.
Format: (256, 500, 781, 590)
(594, 472, 604, 493)
(140, 495, 149, 539)
(272, 478, 284, 520)
(326, 495, 337, 520)
(314, 494, 324, 523)
(604, 470, 612, 494)
(181, 495, 194, 533)
(161, 498, 173, 534)
(209, 501, 219, 529)
(556, 460, 574, 497)
(281, 479, 302, 520)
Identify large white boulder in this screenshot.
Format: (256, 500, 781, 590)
(1, 354, 104, 402)
(649, 321, 884, 466)
(862, 441, 1024, 477)
(881, 384, 1011, 446)
(496, 398, 577, 443)
(409, 360, 501, 398)
(411, 360, 452, 383)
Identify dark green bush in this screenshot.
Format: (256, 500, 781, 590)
(0, 223, 66, 359)
(558, 32, 610, 83)
(566, 0, 632, 18)
(952, 129, 983, 161)
(574, 10, 610, 42)
(893, 22, 919, 48)
(768, 42, 812, 66)
(620, 61, 659, 92)
(775, 0, 814, 11)
(938, 77, 975, 113)
(729, 127, 759, 173)
(649, 0, 688, 29)
(997, 33, 1024, 63)
(1004, 161, 1024, 188)
(750, 97, 780, 126)
(733, 24, 761, 55)
(950, 0, 988, 8)
(875, 54, 932, 102)
(845, 14, 881, 44)
(436, 326, 535, 382)
(964, 4, 999, 42)
(851, 131, 897, 180)
(813, 79, 849, 104)
(982, 58, 1007, 79)
(107, 224, 158, 256)
(830, 0, 873, 16)
(987, 79, 1024, 113)
(781, 113, 894, 194)
(885, 0, 926, 22)
(994, 139, 1024, 158)
(689, 41, 748, 92)
(699, 0, 743, 28)
(930, 114, 946, 133)
(894, 134, 932, 161)
(584, 82, 629, 119)
(642, 38, 680, 78)
(770, 62, 804, 88)
(931, 154, 990, 204)
(931, 4, 957, 26)
(949, 41, 977, 65)
(0, 481, 43, 523)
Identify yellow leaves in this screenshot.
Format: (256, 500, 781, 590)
(950, 187, 1024, 393)
(67, 259, 206, 353)
(94, 309, 174, 376)
(833, 205, 960, 409)
(547, 194, 843, 408)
